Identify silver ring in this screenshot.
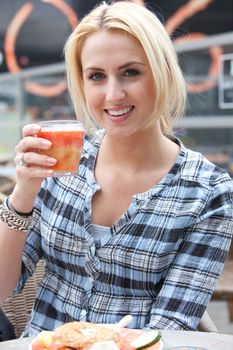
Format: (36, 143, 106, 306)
(15, 152, 28, 167)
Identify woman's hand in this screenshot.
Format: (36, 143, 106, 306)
(10, 123, 57, 212)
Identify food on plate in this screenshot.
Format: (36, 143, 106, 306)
(121, 328, 162, 350)
(32, 331, 54, 350)
(130, 330, 161, 350)
(30, 321, 162, 350)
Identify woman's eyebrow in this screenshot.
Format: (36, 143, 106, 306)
(83, 67, 104, 72)
(118, 61, 146, 69)
(83, 61, 146, 72)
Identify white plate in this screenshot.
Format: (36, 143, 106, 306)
(28, 338, 35, 350)
(158, 339, 164, 350)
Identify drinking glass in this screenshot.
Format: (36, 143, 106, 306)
(37, 119, 84, 176)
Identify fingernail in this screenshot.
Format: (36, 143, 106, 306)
(46, 158, 57, 165)
(33, 125, 41, 132)
(46, 169, 54, 176)
(42, 140, 52, 148)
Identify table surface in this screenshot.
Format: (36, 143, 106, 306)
(0, 330, 233, 350)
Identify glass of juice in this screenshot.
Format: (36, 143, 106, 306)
(37, 119, 84, 177)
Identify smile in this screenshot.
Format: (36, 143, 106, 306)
(106, 106, 134, 116)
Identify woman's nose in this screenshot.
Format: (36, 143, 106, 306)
(105, 78, 126, 102)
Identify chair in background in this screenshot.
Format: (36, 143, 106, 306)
(1, 259, 45, 338)
(198, 310, 218, 332)
(211, 239, 233, 322)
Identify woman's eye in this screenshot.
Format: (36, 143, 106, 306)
(124, 69, 140, 77)
(88, 72, 105, 81)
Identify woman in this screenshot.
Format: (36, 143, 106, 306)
(0, 1, 232, 336)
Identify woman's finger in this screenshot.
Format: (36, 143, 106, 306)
(15, 151, 57, 168)
(15, 136, 52, 154)
(21, 123, 41, 137)
(15, 162, 55, 178)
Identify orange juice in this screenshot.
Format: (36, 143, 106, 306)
(37, 120, 84, 176)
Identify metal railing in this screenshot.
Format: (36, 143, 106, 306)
(0, 31, 233, 159)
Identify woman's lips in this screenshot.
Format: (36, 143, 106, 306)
(105, 106, 134, 122)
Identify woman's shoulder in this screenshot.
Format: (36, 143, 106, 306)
(178, 140, 232, 189)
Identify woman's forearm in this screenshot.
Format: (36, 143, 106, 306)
(0, 220, 27, 301)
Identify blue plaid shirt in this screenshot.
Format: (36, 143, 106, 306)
(15, 135, 233, 336)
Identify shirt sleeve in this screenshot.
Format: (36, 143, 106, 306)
(146, 173, 233, 330)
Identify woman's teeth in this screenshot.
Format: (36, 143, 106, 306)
(108, 106, 132, 116)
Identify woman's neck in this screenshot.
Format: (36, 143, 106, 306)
(98, 126, 179, 174)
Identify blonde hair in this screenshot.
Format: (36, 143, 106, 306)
(64, 1, 186, 136)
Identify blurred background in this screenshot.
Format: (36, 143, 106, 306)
(0, 0, 232, 335)
(0, 0, 233, 170)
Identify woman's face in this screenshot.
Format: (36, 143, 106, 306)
(81, 30, 157, 139)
